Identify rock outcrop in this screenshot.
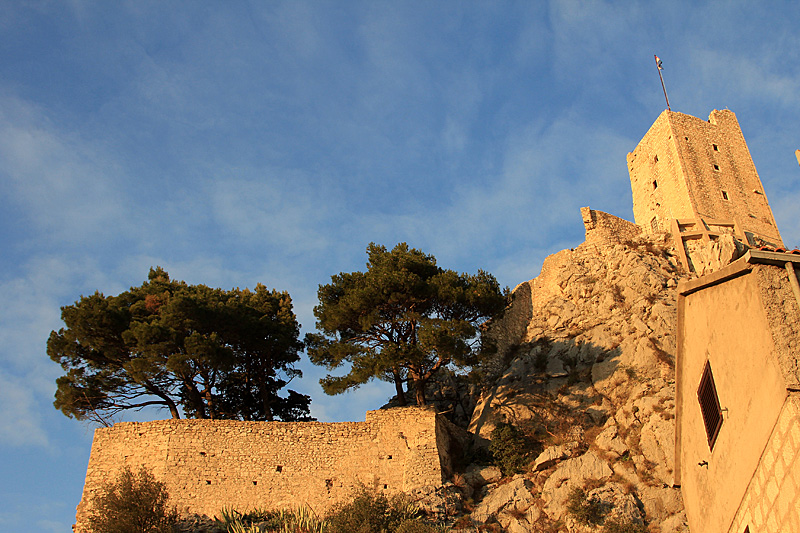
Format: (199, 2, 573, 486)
(458, 210, 691, 532)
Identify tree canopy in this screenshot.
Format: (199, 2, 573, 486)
(48, 267, 311, 423)
(307, 243, 507, 406)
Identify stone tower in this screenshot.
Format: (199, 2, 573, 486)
(627, 109, 783, 251)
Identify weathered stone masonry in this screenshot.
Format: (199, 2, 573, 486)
(75, 407, 463, 531)
(628, 109, 782, 248)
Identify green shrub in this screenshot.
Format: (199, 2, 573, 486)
(87, 466, 178, 533)
(488, 422, 534, 476)
(325, 489, 420, 533)
(565, 487, 606, 526)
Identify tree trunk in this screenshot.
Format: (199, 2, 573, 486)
(184, 381, 208, 419)
(391, 368, 406, 406)
(260, 387, 274, 421)
(142, 380, 181, 419)
(167, 400, 181, 420)
(413, 378, 426, 406)
(203, 387, 215, 419)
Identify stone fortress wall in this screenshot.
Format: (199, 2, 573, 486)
(580, 206, 642, 249)
(75, 407, 463, 532)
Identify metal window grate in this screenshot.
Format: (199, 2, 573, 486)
(697, 360, 723, 450)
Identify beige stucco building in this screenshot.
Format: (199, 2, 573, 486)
(676, 250, 800, 532)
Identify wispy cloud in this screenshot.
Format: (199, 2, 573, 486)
(0, 371, 49, 447)
(207, 172, 333, 255)
(0, 94, 130, 248)
(686, 49, 800, 109)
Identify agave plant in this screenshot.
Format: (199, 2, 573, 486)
(279, 506, 328, 533)
(217, 505, 328, 533)
(216, 507, 270, 533)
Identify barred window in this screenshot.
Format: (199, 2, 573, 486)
(697, 360, 723, 450)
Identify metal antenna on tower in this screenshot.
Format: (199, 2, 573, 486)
(655, 55, 671, 111)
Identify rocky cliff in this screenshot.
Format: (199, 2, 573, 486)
(450, 209, 691, 532)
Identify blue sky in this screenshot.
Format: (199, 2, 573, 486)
(1, 1, 799, 531)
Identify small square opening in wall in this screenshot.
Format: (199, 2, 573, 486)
(206, 480, 212, 485)
(713, 143, 719, 151)
(713, 164, 720, 171)
(387, 455, 392, 460)
(722, 191, 729, 200)
(276, 465, 283, 473)
(383, 484, 388, 489)
(253, 481, 258, 486)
